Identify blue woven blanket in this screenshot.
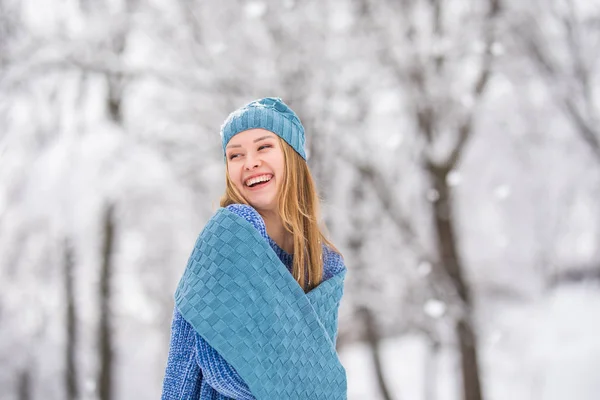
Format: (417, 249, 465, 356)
(174, 207, 347, 399)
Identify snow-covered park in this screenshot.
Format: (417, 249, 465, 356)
(1, 1, 599, 399)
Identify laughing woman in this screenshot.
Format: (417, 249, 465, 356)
(161, 97, 348, 400)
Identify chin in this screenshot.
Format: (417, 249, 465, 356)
(244, 195, 277, 212)
(242, 187, 279, 213)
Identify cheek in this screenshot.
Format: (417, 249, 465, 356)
(227, 165, 242, 187)
(270, 151, 285, 174)
(273, 158, 285, 186)
(277, 156, 286, 177)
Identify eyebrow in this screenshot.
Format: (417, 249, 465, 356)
(226, 135, 275, 149)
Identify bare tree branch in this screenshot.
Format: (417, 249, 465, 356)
(563, 97, 600, 159)
(338, 145, 428, 257)
(516, 1, 600, 163)
(0, 54, 211, 95)
(443, 0, 501, 170)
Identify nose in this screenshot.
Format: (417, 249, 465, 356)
(244, 152, 261, 170)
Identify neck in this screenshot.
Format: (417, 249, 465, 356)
(259, 209, 293, 255)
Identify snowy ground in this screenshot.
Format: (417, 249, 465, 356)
(340, 283, 600, 400)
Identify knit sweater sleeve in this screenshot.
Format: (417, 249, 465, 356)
(322, 244, 346, 281)
(316, 244, 347, 346)
(161, 308, 203, 399)
(190, 204, 266, 399)
(194, 334, 255, 399)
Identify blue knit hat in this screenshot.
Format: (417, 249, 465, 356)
(220, 97, 307, 160)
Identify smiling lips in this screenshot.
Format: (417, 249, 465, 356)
(244, 174, 273, 188)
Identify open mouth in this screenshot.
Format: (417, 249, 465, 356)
(245, 174, 273, 189)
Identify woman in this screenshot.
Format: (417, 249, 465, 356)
(161, 97, 348, 400)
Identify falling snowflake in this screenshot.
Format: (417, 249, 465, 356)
(446, 170, 462, 186)
(426, 188, 440, 202)
(84, 378, 97, 393)
(491, 42, 505, 56)
(424, 299, 446, 319)
(386, 134, 403, 149)
(417, 261, 432, 277)
(245, 1, 267, 18)
(494, 184, 511, 200)
(208, 42, 226, 55)
(488, 330, 503, 345)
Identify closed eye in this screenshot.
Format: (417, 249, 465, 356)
(258, 144, 272, 151)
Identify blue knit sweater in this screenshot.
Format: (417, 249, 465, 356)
(161, 204, 346, 400)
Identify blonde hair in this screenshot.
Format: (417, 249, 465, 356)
(220, 137, 339, 292)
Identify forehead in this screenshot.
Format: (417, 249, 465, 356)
(227, 128, 277, 147)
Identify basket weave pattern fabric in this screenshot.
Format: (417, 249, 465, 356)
(175, 208, 347, 399)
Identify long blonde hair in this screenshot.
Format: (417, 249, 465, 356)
(220, 137, 339, 292)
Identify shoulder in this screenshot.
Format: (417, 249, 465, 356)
(222, 204, 268, 238)
(322, 244, 346, 281)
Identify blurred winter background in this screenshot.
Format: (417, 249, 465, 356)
(2, 0, 600, 399)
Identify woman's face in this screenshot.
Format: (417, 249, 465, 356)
(225, 128, 285, 213)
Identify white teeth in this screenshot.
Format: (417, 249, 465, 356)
(245, 174, 272, 187)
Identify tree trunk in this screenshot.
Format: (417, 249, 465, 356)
(456, 318, 482, 400)
(359, 307, 395, 400)
(98, 204, 115, 400)
(17, 368, 31, 400)
(107, 75, 123, 124)
(428, 165, 483, 400)
(347, 180, 395, 400)
(64, 238, 78, 400)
